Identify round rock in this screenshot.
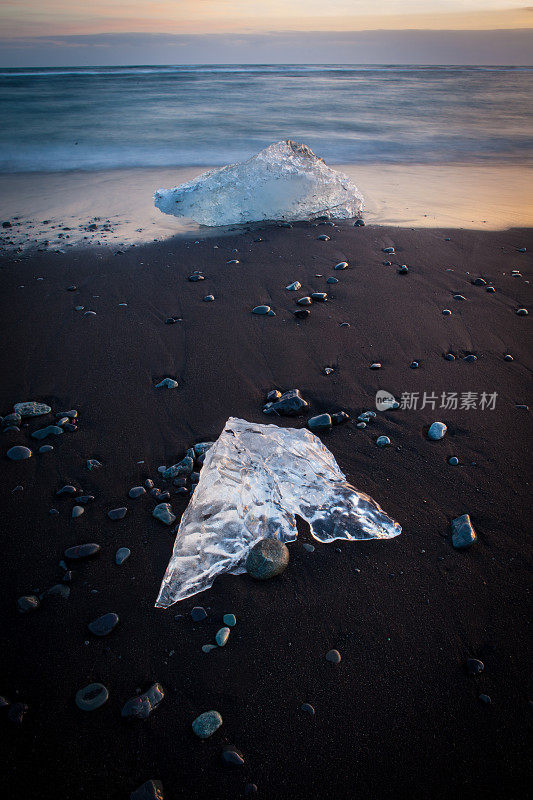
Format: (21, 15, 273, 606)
(428, 422, 447, 440)
(245, 538, 289, 580)
(75, 683, 109, 711)
(325, 649, 341, 664)
(192, 710, 223, 739)
(6, 446, 32, 461)
(88, 612, 119, 636)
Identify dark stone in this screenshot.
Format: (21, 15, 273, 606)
(317, 235, 330, 241)
(121, 683, 164, 720)
(311, 292, 327, 302)
(463, 354, 477, 363)
(308, 414, 332, 432)
(245, 538, 289, 580)
(64, 543, 101, 560)
(331, 411, 349, 425)
(473, 277, 486, 286)
(452, 514, 476, 549)
(326, 649, 341, 664)
(398, 265, 409, 274)
(130, 780, 165, 800)
(56, 485, 77, 496)
(8, 703, 28, 724)
(188, 274, 205, 282)
(245, 784, 258, 796)
(17, 595, 40, 613)
(301, 703, 316, 715)
(466, 658, 484, 675)
(44, 584, 70, 599)
(410, 361, 419, 368)
(382, 247, 395, 254)
(263, 389, 309, 416)
(75, 683, 108, 711)
(222, 746, 244, 767)
(444, 353, 455, 361)
(191, 606, 207, 622)
(479, 694, 492, 704)
(88, 612, 119, 636)
(354, 219, 365, 226)
(108, 507, 127, 520)
(6, 446, 32, 461)
(293, 309, 310, 319)
(327, 277, 339, 284)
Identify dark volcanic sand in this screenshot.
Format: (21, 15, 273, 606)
(0, 222, 531, 800)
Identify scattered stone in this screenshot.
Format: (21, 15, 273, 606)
(245, 784, 258, 796)
(317, 235, 330, 241)
(8, 703, 28, 725)
(88, 612, 119, 636)
(376, 436, 391, 447)
(75, 683, 109, 711)
(327, 277, 339, 284)
(130, 780, 165, 800)
(155, 378, 178, 388)
(108, 507, 127, 520)
(246, 538, 289, 580)
(479, 694, 492, 704)
(72, 505, 84, 518)
(452, 514, 476, 549)
(301, 703, 315, 715)
(17, 595, 40, 613)
(153, 503, 176, 525)
(444, 353, 455, 361)
(129, 486, 146, 499)
(194, 442, 214, 456)
(308, 413, 332, 432)
(311, 292, 327, 302)
(13, 401, 51, 417)
(56, 484, 77, 496)
(516, 308, 528, 316)
(442, 309, 452, 315)
(398, 265, 409, 274)
(466, 658, 484, 675)
(428, 422, 447, 441)
(410, 361, 419, 369)
(453, 294, 466, 301)
(354, 218, 365, 226)
(192, 710, 223, 738)
(294, 309, 310, 319)
(370, 362, 381, 370)
(324, 367, 334, 375)
(286, 281, 301, 291)
(448, 456, 459, 466)
(203, 294, 215, 302)
(222, 746, 244, 767)
(87, 459, 102, 469)
(263, 389, 309, 416)
(463, 354, 477, 362)
(216, 627, 230, 647)
(191, 606, 207, 622)
(252, 305, 275, 316)
(303, 543, 315, 553)
(116, 547, 131, 565)
(2, 413, 21, 427)
(188, 274, 204, 282)
(45, 584, 70, 599)
(6, 446, 31, 461)
(334, 261, 348, 270)
(202, 644, 217, 653)
(486, 286, 495, 293)
(382, 247, 394, 254)
(163, 455, 194, 479)
(325, 649, 341, 664)
(504, 354, 514, 361)
(64, 543, 100, 560)
(122, 683, 164, 720)
(331, 411, 349, 425)
(297, 296, 312, 306)
(223, 613, 236, 627)
(473, 277, 486, 286)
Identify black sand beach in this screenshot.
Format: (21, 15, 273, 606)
(0, 221, 531, 799)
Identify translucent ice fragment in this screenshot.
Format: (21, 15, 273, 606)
(154, 141, 363, 227)
(156, 417, 400, 607)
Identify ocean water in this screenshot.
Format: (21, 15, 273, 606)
(1, 64, 532, 172)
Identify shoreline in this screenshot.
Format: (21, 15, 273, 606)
(1, 220, 531, 799)
(1, 162, 533, 253)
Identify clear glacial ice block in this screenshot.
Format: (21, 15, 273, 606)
(155, 417, 400, 607)
(154, 141, 364, 227)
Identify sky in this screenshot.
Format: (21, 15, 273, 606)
(0, 0, 532, 65)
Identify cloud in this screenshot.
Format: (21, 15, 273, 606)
(0, 29, 532, 67)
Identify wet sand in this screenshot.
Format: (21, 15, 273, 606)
(1, 162, 532, 252)
(0, 221, 531, 800)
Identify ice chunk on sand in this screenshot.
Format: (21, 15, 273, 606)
(156, 417, 400, 607)
(154, 141, 363, 227)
